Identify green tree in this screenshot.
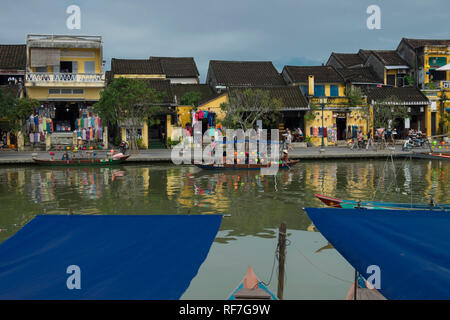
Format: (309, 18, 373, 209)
(0, 91, 39, 135)
(180, 91, 202, 108)
(373, 96, 408, 129)
(220, 89, 282, 131)
(93, 77, 164, 153)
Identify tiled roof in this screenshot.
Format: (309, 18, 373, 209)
(228, 86, 308, 110)
(330, 53, 365, 67)
(111, 58, 164, 75)
(370, 50, 409, 66)
(0, 45, 26, 70)
(140, 79, 174, 104)
(362, 87, 429, 104)
(150, 57, 199, 78)
(335, 67, 383, 84)
(357, 49, 372, 61)
(402, 38, 450, 49)
(171, 84, 215, 105)
(209, 60, 286, 86)
(283, 65, 344, 83)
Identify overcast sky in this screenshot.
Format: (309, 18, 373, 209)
(1, 0, 449, 81)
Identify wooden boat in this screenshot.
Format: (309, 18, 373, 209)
(195, 160, 300, 171)
(409, 152, 450, 161)
(314, 193, 450, 211)
(228, 266, 277, 300)
(33, 154, 130, 166)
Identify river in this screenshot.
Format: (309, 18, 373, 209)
(0, 159, 448, 299)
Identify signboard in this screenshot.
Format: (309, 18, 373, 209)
(443, 81, 450, 89)
(429, 57, 447, 69)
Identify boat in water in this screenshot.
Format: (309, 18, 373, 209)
(314, 193, 450, 211)
(195, 160, 300, 171)
(305, 207, 450, 299)
(228, 266, 277, 300)
(33, 154, 130, 166)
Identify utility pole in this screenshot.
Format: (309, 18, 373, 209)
(277, 221, 287, 300)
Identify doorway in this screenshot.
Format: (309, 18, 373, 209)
(336, 117, 347, 140)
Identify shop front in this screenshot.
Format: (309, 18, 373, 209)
(25, 100, 104, 148)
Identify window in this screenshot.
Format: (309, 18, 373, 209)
(84, 61, 95, 74)
(386, 75, 396, 86)
(300, 85, 308, 95)
(329, 85, 339, 96)
(429, 70, 446, 81)
(35, 66, 48, 73)
(48, 89, 84, 95)
(314, 85, 325, 96)
(49, 89, 61, 94)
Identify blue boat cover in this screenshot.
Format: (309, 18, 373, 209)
(0, 215, 222, 300)
(305, 208, 450, 300)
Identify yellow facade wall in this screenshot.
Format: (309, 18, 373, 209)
(26, 87, 102, 101)
(197, 93, 228, 121)
(31, 48, 102, 74)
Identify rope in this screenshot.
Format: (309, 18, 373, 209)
(290, 242, 353, 284)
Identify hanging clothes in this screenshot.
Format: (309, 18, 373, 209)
(313, 126, 318, 138)
(207, 112, 214, 127)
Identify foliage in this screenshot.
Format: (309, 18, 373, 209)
(219, 89, 283, 131)
(180, 91, 202, 108)
(167, 137, 181, 148)
(136, 138, 145, 149)
(94, 77, 163, 153)
(345, 85, 365, 108)
(404, 75, 415, 87)
(0, 94, 39, 135)
(372, 96, 408, 129)
(425, 81, 439, 90)
(304, 103, 319, 122)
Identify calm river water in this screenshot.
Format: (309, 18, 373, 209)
(0, 159, 448, 299)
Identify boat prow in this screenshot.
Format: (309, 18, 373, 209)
(228, 266, 277, 300)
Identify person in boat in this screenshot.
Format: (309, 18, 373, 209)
(282, 149, 289, 163)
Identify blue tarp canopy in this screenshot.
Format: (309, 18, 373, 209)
(0, 215, 222, 300)
(305, 208, 450, 300)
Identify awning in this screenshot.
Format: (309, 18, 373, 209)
(0, 214, 222, 299)
(30, 48, 60, 67)
(437, 63, 450, 71)
(305, 208, 450, 300)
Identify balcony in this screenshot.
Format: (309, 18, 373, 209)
(25, 72, 105, 87)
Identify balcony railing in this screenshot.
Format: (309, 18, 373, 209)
(26, 72, 104, 84)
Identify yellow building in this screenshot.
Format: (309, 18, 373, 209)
(24, 34, 105, 147)
(282, 65, 370, 145)
(397, 38, 450, 135)
(109, 57, 215, 148)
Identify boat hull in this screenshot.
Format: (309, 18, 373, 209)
(195, 160, 299, 171)
(314, 193, 450, 211)
(33, 155, 130, 166)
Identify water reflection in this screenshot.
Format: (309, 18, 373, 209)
(0, 159, 448, 244)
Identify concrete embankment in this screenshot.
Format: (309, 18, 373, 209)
(0, 147, 430, 165)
